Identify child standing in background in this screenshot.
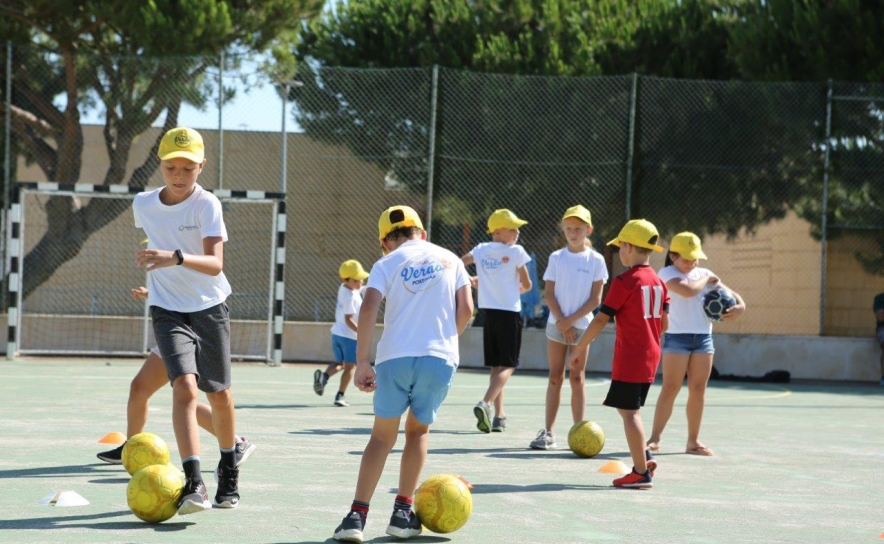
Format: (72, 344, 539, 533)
(314, 259, 370, 407)
(529, 205, 607, 450)
(463, 209, 532, 434)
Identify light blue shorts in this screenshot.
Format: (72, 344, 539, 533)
(545, 322, 586, 346)
(373, 356, 456, 425)
(662, 333, 715, 355)
(331, 334, 357, 363)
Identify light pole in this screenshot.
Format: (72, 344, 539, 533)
(277, 80, 303, 195)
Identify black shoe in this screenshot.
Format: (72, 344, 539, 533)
(213, 464, 240, 508)
(334, 511, 365, 542)
(314, 369, 325, 396)
(385, 508, 422, 539)
(177, 478, 210, 515)
(235, 437, 257, 466)
(96, 443, 124, 464)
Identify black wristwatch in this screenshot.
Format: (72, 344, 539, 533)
(174, 249, 184, 265)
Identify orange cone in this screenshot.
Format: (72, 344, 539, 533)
(98, 431, 126, 445)
(597, 460, 630, 474)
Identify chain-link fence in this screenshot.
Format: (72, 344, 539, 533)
(3, 43, 884, 338)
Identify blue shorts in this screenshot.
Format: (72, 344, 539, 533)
(331, 334, 357, 363)
(662, 333, 715, 355)
(373, 356, 456, 425)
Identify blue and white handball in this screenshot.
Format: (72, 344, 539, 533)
(703, 288, 736, 321)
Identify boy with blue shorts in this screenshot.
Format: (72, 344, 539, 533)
(314, 259, 371, 407)
(332, 205, 473, 543)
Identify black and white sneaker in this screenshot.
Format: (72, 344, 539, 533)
(313, 369, 325, 396)
(235, 437, 257, 466)
(177, 478, 211, 515)
(213, 464, 240, 508)
(96, 443, 124, 464)
(333, 511, 365, 542)
(385, 508, 422, 539)
(334, 392, 349, 407)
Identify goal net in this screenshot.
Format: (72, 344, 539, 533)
(7, 183, 286, 364)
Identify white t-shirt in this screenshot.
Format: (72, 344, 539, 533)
(543, 246, 608, 329)
(133, 185, 232, 313)
(330, 284, 362, 340)
(657, 265, 715, 334)
(469, 242, 531, 312)
(367, 239, 471, 366)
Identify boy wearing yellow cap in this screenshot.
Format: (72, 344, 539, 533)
(132, 127, 241, 513)
(529, 205, 608, 450)
(333, 206, 473, 542)
(569, 219, 669, 488)
(646, 232, 745, 457)
(463, 209, 532, 433)
(314, 259, 371, 407)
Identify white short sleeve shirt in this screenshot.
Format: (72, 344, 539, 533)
(543, 247, 608, 329)
(469, 242, 531, 312)
(657, 265, 715, 334)
(330, 284, 362, 340)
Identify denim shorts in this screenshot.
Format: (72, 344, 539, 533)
(331, 334, 357, 363)
(662, 333, 715, 355)
(545, 322, 586, 346)
(373, 356, 456, 425)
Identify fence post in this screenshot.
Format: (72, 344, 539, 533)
(425, 65, 440, 240)
(819, 79, 833, 336)
(624, 72, 638, 221)
(218, 50, 224, 189)
(3, 41, 12, 313)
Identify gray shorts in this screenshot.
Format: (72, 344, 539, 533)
(545, 322, 586, 346)
(150, 303, 231, 393)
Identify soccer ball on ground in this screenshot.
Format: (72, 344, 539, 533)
(703, 288, 737, 321)
(568, 420, 605, 458)
(414, 474, 473, 533)
(127, 463, 184, 523)
(122, 432, 170, 475)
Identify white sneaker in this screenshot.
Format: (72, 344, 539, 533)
(473, 401, 492, 433)
(529, 429, 557, 450)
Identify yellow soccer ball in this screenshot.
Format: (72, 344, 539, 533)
(127, 464, 184, 523)
(568, 420, 605, 458)
(414, 474, 473, 534)
(122, 432, 170, 475)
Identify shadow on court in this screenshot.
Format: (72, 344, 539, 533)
(0, 510, 195, 531)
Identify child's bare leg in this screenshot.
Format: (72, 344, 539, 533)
(568, 346, 588, 424)
(545, 341, 567, 432)
(647, 353, 688, 449)
(206, 388, 236, 450)
(127, 352, 168, 437)
(398, 411, 430, 497)
(171, 374, 201, 459)
(324, 362, 344, 378)
(484, 366, 515, 417)
(685, 353, 714, 451)
(618, 408, 648, 473)
(354, 416, 401, 503)
(338, 363, 356, 394)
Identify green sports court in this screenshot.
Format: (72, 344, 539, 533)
(1, 359, 881, 543)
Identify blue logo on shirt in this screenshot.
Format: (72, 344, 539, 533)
(480, 257, 504, 270)
(400, 257, 451, 293)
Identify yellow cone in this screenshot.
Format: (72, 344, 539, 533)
(597, 460, 630, 474)
(98, 431, 126, 444)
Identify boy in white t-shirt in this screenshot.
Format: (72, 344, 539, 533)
(463, 208, 532, 433)
(132, 127, 240, 514)
(313, 259, 370, 407)
(332, 205, 473, 542)
(529, 205, 608, 450)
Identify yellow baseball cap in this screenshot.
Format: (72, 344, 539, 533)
(487, 209, 528, 233)
(339, 259, 370, 280)
(157, 127, 205, 163)
(607, 219, 664, 252)
(378, 205, 424, 241)
(562, 205, 592, 227)
(669, 232, 707, 260)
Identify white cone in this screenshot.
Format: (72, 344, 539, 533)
(37, 490, 90, 506)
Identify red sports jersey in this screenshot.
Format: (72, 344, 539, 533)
(599, 264, 669, 383)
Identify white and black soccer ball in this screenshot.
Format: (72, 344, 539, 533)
(703, 288, 736, 321)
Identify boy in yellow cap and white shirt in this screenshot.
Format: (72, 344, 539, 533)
(646, 232, 745, 457)
(132, 127, 241, 512)
(314, 259, 371, 407)
(463, 208, 532, 433)
(333, 205, 473, 542)
(569, 219, 668, 488)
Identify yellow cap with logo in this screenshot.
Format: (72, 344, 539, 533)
(669, 232, 707, 260)
(607, 219, 664, 252)
(157, 127, 205, 163)
(562, 205, 592, 227)
(339, 259, 370, 280)
(378, 205, 424, 241)
(487, 209, 528, 233)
